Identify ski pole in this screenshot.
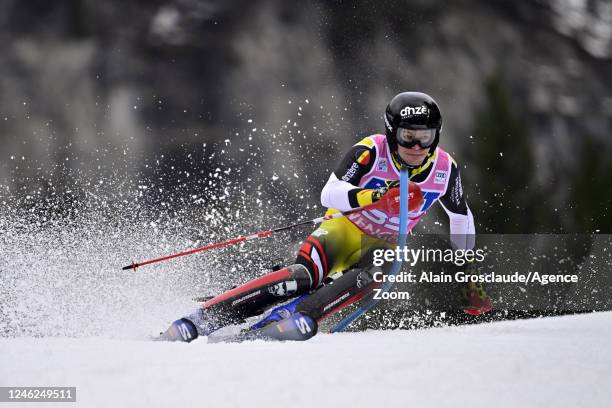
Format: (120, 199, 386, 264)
(331, 165, 410, 332)
(122, 203, 376, 271)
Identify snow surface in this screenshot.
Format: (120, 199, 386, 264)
(1, 312, 611, 408)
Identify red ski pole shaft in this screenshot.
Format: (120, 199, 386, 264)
(122, 232, 271, 271)
(121, 204, 373, 271)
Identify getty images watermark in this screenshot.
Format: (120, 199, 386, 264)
(370, 246, 579, 300)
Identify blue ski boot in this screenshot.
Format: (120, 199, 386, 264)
(157, 318, 199, 342)
(250, 295, 308, 330)
(157, 308, 224, 342)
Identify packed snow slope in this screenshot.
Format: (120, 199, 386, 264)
(1, 312, 610, 408)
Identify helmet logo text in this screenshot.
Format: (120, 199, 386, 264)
(400, 106, 427, 118)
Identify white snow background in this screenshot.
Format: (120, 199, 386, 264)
(1, 313, 611, 408)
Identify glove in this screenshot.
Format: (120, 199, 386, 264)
(370, 180, 399, 202)
(462, 281, 493, 316)
(460, 262, 493, 316)
(373, 181, 424, 213)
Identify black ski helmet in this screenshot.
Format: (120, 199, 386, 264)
(384, 92, 443, 166)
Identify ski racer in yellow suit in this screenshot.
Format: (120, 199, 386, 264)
(160, 92, 492, 342)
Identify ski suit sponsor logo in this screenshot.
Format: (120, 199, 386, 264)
(322, 291, 351, 312)
(377, 159, 388, 172)
(400, 106, 427, 118)
(349, 187, 441, 237)
(231, 290, 261, 306)
(342, 162, 359, 182)
(295, 316, 312, 334)
(434, 170, 447, 184)
(178, 322, 193, 340)
(349, 209, 400, 233)
(450, 173, 463, 206)
(350, 220, 397, 242)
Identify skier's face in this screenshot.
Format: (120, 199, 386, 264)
(397, 144, 428, 166)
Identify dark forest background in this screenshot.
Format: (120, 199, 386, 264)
(1, 0, 612, 234)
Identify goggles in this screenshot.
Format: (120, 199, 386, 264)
(396, 127, 436, 149)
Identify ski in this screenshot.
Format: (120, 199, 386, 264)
(206, 313, 317, 343)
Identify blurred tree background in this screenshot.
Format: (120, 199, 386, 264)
(1, 0, 611, 233)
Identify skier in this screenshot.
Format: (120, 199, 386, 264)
(160, 91, 491, 342)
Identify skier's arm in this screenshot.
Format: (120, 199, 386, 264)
(321, 142, 378, 211)
(438, 161, 475, 250)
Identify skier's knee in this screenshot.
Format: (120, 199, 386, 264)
(286, 263, 315, 292)
(291, 258, 322, 289)
(294, 238, 329, 288)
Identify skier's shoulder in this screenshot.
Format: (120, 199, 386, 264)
(353, 133, 385, 149)
(436, 146, 459, 170)
(346, 134, 385, 165)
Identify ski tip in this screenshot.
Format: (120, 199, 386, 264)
(265, 313, 318, 341)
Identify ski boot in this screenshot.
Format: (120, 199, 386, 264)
(158, 264, 313, 342)
(157, 307, 231, 342)
(157, 318, 199, 342)
(250, 295, 308, 330)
